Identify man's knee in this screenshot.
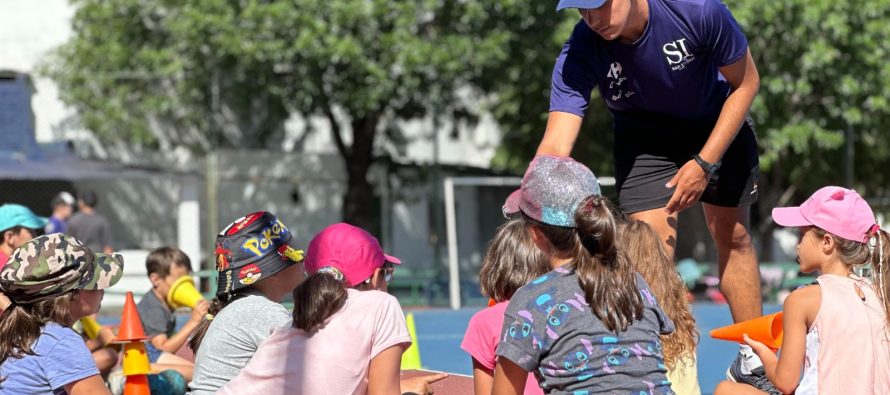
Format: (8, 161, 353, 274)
(712, 221, 754, 251)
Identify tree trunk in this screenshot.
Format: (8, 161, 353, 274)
(339, 114, 380, 232)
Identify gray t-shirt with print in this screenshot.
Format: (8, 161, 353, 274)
(188, 289, 291, 395)
(497, 267, 676, 395)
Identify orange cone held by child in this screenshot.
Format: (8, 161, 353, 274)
(710, 311, 784, 350)
(166, 275, 204, 309)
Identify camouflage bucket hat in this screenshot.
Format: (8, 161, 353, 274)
(0, 233, 124, 304)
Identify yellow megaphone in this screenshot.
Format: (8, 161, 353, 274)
(166, 276, 204, 309)
(80, 316, 102, 340)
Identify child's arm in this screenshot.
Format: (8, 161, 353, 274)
(472, 358, 495, 395)
(746, 286, 819, 394)
(150, 299, 210, 353)
(368, 344, 403, 395)
(64, 374, 112, 395)
(492, 357, 527, 395)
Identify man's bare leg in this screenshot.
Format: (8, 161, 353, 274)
(629, 208, 679, 259)
(703, 204, 762, 322)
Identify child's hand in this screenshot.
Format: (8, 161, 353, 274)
(189, 300, 211, 323)
(400, 372, 448, 395)
(742, 333, 777, 359)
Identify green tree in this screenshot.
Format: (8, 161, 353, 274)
(46, 0, 530, 230)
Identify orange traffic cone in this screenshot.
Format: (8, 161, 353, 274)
(113, 292, 149, 343)
(115, 292, 153, 395)
(124, 374, 151, 395)
(710, 311, 784, 350)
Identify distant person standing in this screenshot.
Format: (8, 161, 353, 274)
(45, 191, 76, 234)
(67, 191, 113, 254)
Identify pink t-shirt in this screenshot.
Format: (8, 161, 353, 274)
(461, 302, 544, 395)
(0, 251, 9, 271)
(218, 288, 412, 395)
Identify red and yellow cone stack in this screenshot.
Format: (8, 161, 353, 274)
(113, 292, 152, 395)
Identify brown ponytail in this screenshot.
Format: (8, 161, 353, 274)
(874, 229, 890, 329)
(527, 195, 642, 332)
(188, 293, 231, 353)
(292, 272, 348, 332)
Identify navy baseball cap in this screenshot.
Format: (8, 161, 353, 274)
(556, 0, 607, 11)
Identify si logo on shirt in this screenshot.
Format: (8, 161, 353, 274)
(663, 38, 695, 71)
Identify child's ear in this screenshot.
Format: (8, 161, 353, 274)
(148, 273, 162, 288)
(820, 233, 835, 255)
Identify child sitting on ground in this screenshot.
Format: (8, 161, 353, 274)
(461, 218, 550, 395)
(620, 220, 700, 394)
(716, 187, 890, 394)
(494, 155, 676, 394)
(217, 223, 445, 395)
(188, 212, 307, 394)
(0, 233, 123, 394)
(136, 246, 209, 381)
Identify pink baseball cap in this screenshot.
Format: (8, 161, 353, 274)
(772, 186, 878, 243)
(304, 223, 401, 287)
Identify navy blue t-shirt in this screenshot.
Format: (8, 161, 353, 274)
(550, 0, 748, 132)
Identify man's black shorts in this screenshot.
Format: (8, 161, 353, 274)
(613, 119, 759, 214)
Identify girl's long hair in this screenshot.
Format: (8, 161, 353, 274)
(0, 292, 78, 372)
(479, 219, 551, 303)
(528, 195, 642, 332)
(814, 227, 890, 329)
(875, 229, 890, 329)
(189, 292, 235, 352)
(620, 220, 699, 369)
(292, 272, 348, 332)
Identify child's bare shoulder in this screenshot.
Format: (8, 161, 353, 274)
(783, 284, 821, 321)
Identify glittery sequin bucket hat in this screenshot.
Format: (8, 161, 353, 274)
(503, 155, 601, 228)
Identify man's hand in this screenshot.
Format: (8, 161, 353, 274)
(665, 159, 709, 214)
(189, 300, 211, 323)
(401, 372, 448, 395)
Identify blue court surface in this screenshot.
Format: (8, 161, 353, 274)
(410, 303, 782, 395)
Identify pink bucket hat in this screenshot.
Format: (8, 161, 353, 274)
(304, 223, 401, 287)
(772, 186, 879, 243)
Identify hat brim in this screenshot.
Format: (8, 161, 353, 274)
(82, 253, 124, 291)
(503, 189, 521, 217)
(384, 253, 401, 265)
(20, 216, 48, 230)
(771, 207, 812, 228)
(556, 0, 607, 11)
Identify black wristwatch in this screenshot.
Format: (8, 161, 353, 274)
(693, 154, 721, 175)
